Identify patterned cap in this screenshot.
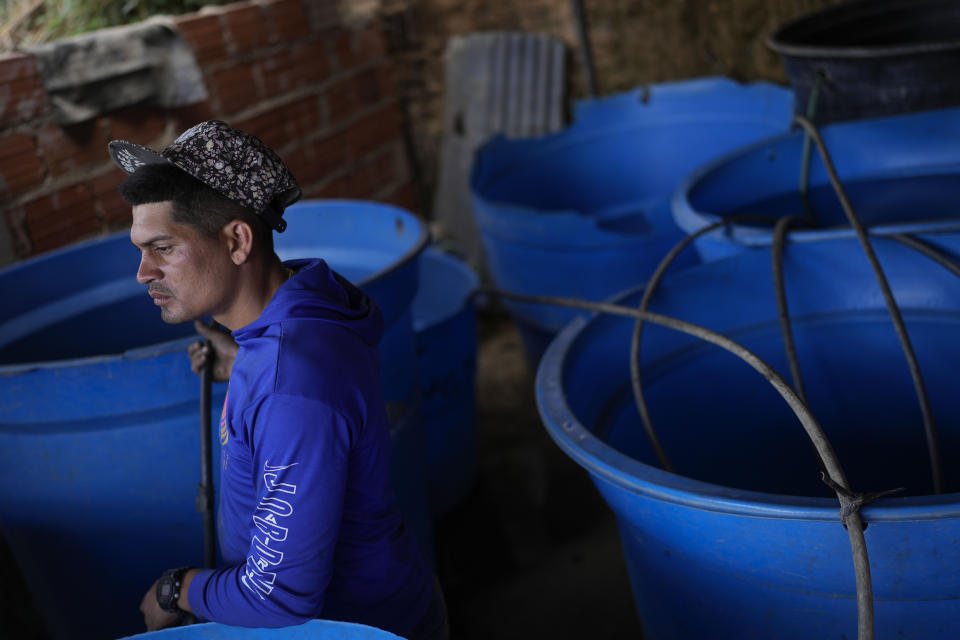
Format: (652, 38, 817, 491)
(108, 120, 301, 232)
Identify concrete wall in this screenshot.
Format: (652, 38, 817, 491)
(0, 0, 416, 266)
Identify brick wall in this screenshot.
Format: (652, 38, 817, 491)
(0, 0, 417, 265)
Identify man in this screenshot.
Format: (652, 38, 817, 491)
(108, 120, 446, 639)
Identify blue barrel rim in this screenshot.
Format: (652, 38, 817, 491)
(671, 113, 960, 247)
(474, 117, 794, 215)
(0, 200, 429, 373)
(471, 77, 794, 224)
(291, 199, 430, 291)
(535, 287, 960, 524)
(411, 248, 478, 333)
(0, 334, 197, 376)
(116, 618, 405, 639)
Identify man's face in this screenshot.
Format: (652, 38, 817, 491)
(131, 202, 234, 324)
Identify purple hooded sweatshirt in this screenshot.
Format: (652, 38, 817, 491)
(187, 258, 433, 637)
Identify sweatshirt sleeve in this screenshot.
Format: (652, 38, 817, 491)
(187, 393, 353, 627)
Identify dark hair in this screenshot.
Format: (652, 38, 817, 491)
(118, 163, 274, 252)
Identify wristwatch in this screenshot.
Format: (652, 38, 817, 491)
(156, 566, 191, 613)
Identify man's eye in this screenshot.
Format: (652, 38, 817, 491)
(154, 246, 172, 254)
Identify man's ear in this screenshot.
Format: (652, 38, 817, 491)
(223, 220, 254, 265)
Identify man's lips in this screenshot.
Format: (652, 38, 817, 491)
(149, 289, 173, 305)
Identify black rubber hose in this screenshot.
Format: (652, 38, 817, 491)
(772, 215, 810, 403)
(771, 215, 832, 481)
(794, 115, 943, 496)
(888, 233, 960, 279)
(628, 214, 779, 473)
(481, 286, 874, 639)
(199, 342, 217, 569)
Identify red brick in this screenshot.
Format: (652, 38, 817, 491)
(350, 147, 396, 197)
(89, 168, 131, 228)
(109, 107, 168, 145)
(301, 183, 325, 199)
(346, 102, 402, 158)
(222, 3, 269, 55)
(210, 64, 260, 115)
(377, 62, 396, 97)
(257, 50, 294, 95)
(170, 101, 216, 134)
(266, 0, 311, 42)
(354, 23, 387, 61)
(333, 23, 386, 71)
(88, 167, 126, 197)
(354, 67, 383, 105)
(369, 144, 399, 188)
(0, 53, 48, 126)
(273, 132, 339, 189)
(0, 133, 44, 197)
(284, 95, 323, 139)
(281, 142, 308, 173)
(304, 0, 340, 32)
(324, 76, 357, 126)
(23, 183, 98, 253)
(382, 180, 420, 214)
(393, 141, 412, 185)
(37, 120, 111, 179)
(311, 170, 365, 199)
(234, 107, 292, 151)
(259, 42, 329, 96)
(291, 41, 331, 85)
(301, 130, 348, 184)
(0, 53, 37, 83)
(175, 14, 229, 66)
(332, 30, 353, 71)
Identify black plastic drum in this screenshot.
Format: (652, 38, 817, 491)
(768, 0, 960, 123)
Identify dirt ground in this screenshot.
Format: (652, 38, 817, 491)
(434, 309, 644, 639)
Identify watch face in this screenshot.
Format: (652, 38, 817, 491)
(159, 581, 173, 598)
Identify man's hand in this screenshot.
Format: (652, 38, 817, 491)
(140, 579, 185, 632)
(189, 320, 238, 382)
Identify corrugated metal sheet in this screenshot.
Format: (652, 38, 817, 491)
(432, 32, 568, 269)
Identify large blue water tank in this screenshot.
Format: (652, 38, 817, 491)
(118, 619, 401, 639)
(672, 105, 960, 261)
(470, 77, 794, 363)
(0, 200, 430, 640)
(536, 234, 960, 638)
(411, 248, 479, 513)
(276, 201, 434, 566)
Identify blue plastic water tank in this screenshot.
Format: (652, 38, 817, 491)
(0, 200, 431, 640)
(470, 77, 795, 363)
(536, 234, 960, 638)
(275, 200, 434, 565)
(672, 105, 960, 261)
(0, 232, 224, 640)
(117, 619, 401, 639)
(411, 248, 479, 513)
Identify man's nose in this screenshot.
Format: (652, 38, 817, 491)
(136, 254, 160, 284)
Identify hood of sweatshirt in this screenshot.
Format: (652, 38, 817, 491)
(232, 258, 383, 347)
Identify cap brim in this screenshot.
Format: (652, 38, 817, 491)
(108, 140, 170, 175)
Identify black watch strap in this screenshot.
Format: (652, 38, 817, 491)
(156, 566, 191, 614)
